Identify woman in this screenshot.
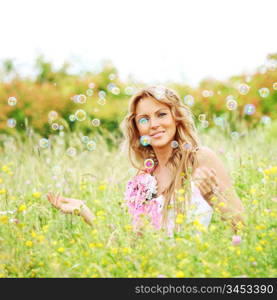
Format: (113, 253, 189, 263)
(47, 86, 245, 235)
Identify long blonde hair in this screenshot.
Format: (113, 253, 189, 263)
(120, 86, 201, 233)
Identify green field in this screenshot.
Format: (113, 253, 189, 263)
(0, 121, 276, 278)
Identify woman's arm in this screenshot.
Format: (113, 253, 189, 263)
(192, 147, 246, 233)
(47, 193, 95, 227)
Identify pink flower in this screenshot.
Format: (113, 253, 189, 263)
(124, 172, 162, 231)
(232, 235, 242, 245)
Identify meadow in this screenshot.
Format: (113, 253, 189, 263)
(0, 119, 276, 278)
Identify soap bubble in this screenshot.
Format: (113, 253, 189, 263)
(107, 83, 116, 91)
(66, 147, 77, 157)
(111, 87, 120, 95)
(139, 117, 148, 125)
(48, 111, 58, 121)
(8, 97, 17, 106)
(231, 132, 240, 140)
(140, 135, 151, 146)
(171, 140, 179, 148)
(226, 99, 238, 110)
(7, 118, 16, 128)
(81, 136, 89, 144)
(97, 98, 106, 105)
(109, 73, 116, 80)
(258, 88, 270, 98)
(214, 116, 224, 127)
(39, 138, 50, 149)
(51, 123, 59, 130)
(59, 125, 64, 131)
(184, 95, 194, 106)
(88, 82, 95, 89)
(144, 158, 155, 170)
(77, 94, 87, 104)
(75, 109, 87, 121)
(69, 114, 76, 122)
(125, 86, 135, 95)
(91, 119, 100, 127)
(261, 116, 271, 125)
(244, 104, 255, 115)
(238, 83, 250, 95)
(86, 89, 94, 96)
(202, 90, 210, 98)
(198, 114, 206, 122)
(87, 141, 96, 151)
(98, 90, 106, 99)
(183, 143, 192, 150)
(273, 82, 277, 90)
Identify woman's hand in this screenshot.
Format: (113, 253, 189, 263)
(192, 166, 219, 201)
(47, 192, 85, 215)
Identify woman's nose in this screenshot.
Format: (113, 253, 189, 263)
(149, 117, 160, 128)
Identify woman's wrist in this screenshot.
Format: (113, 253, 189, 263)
(79, 204, 95, 226)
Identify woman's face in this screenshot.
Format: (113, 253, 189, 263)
(134, 96, 177, 148)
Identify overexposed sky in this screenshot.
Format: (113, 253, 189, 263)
(1, 0, 276, 87)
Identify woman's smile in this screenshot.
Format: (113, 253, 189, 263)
(151, 131, 165, 138)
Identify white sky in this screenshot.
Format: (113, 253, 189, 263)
(1, 0, 277, 87)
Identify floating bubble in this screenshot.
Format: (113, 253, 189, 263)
(51, 123, 59, 130)
(87, 141, 96, 151)
(139, 117, 148, 125)
(88, 82, 95, 89)
(59, 125, 64, 131)
(202, 90, 210, 98)
(201, 120, 209, 128)
(91, 119, 100, 127)
(81, 136, 89, 144)
(7, 118, 16, 128)
(97, 98, 106, 105)
(75, 109, 87, 121)
(111, 87, 120, 95)
(273, 82, 277, 90)
(154, 86, 166, 100)
(107, 83, 116, 91)
(78, 94, 87, 104)
(69, 114, 76, 122)
(125, 86, 135, 95)
(140, 135, 151, 146)
(231, 132, 240, 140)
(109, 73, 116, 81)
(59, 131, 64, 137)
(214, 116, 225, 127)
(183, 143, 192, 150)
(98, 90, 106, 99)
(48, 111, 58, 121)
(258, 87, 270, 98)
(144, 158, 155, 170)
(86, 89, 94, 96)
(208, 90, 214, 97)
(171, 140, 179, 148)
(39, 138, 50, 149)
(72, 95, 79, 103)
(66, 147, 77, 157)
(226, 99, 238, 110)
(261, 116, 271, 125)
(198, 114, 206, 122)
(238, 83, 250, 95)
(244, 104, 255, 115)
(184, 95, 194, 106)
(8, 96, 17, 106)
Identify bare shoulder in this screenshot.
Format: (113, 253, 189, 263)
(195, 146, 219, 166)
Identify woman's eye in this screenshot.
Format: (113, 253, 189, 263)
(159, 113, 167, 117)
(139, 117, 148, 125)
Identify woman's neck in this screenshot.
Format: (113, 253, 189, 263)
(152, 144, 173, 168)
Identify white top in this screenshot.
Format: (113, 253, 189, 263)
(155, 181, 213, 236)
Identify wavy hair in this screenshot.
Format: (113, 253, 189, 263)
(120, 86, 201, 233)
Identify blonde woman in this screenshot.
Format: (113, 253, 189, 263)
(47, 86, 245, 235)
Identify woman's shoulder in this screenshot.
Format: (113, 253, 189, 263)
(194, 146, 218, 165)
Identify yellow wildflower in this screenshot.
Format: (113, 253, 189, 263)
(32, 192, 41, 198)
(0, 216, 8, 224)
(255, 245, 263, 252)
(176, 213, 184, 224)
(218, 202, 225, 207)
(42, 225, 49, 233)
(1, 165, 9, 172)
(98, 185, 106, 191)
(31, 231, 37, 238)
(89, 243, 95, 248)
(57, 247, 65, 253)
(25, 241, 33, 247)
(175, 271, 185, 277)
(37, 235, 45, 242)
(0, 189, 6, 195)
(18, 204, 27, 212)
(0, 178, 3, 184)
(122, 247, 131, 254)
(124, 225, 132, 231)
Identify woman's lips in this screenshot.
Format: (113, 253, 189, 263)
(151, 131, 165, 138)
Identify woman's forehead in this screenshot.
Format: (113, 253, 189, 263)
(135, 97, 169, 114)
